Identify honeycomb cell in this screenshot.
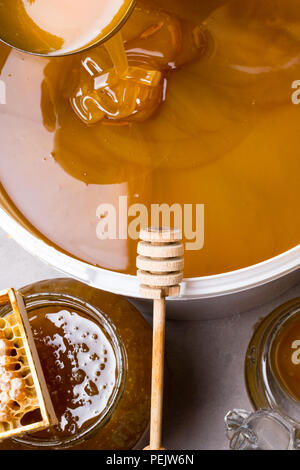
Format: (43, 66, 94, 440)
(0, 313, 39, 433)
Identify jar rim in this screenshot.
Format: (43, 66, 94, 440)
(0, 291, 127, 449)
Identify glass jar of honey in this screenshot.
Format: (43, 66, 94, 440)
(0, 278, 152, 450)
(225, 298, 300, 450)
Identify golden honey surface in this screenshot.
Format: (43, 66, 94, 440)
(0, 0, 300, 277)
(27, 306, 118, 438)
(0, 279, 152, 450)
(0, 0, 132, 55)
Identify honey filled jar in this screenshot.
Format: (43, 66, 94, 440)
(225, 298, 300, 450)
(0, 278, 152, 449)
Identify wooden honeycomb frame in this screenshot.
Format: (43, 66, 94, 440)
(0, 288, 57, 440)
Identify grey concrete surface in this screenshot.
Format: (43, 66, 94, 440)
(0, 228, 300, 450)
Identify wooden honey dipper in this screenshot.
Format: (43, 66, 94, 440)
(137, 227, 184, 450)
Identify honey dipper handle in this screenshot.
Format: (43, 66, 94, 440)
(138, 227, 183, 450)
(149, 298, 166, 450)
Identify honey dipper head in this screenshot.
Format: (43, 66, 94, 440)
(137, 227, 184, 299)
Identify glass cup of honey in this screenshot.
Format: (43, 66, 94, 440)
(225, 298, 300, 450)
(0, 292, 127, 448)
(0, 279, 152, 450)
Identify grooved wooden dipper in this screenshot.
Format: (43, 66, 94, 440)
(137, 227, 184, 450)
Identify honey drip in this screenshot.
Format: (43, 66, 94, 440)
(69, 6, 207, 125)
(26, 307, 118, 438)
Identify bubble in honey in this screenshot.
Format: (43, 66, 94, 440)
(30, 308, 117, 437)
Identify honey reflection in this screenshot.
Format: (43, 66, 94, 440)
(1, 0, 300, 278)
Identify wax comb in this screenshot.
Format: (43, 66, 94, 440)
(0, 288, 57, 440)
